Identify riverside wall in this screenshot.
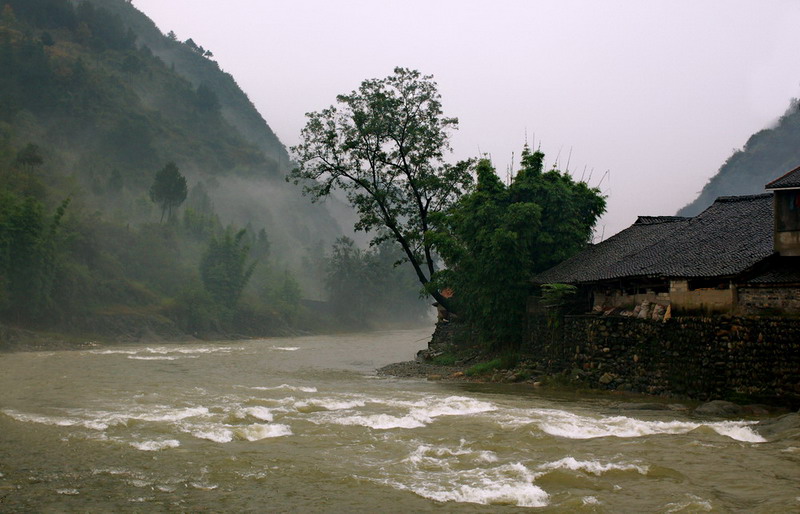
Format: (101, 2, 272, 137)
(523, 314, 800, 404)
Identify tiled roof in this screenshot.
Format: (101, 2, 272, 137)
(746, 257, 800, 284)
(534, 194, 774, 284)
(765, 165, 800, 189)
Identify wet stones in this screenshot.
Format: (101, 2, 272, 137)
(524, 313, 800, 406)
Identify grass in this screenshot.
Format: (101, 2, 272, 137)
(465, 354, 519, 377)
(431, 353, 459, 366)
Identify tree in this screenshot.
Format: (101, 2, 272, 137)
(200, 228, 256, 312)
(149, 162, 187, 222)
(14, 143, 44, 169)
(194, 83, 219, 112)
(324, 237, 376, 324)
(0, 193, 69, 321)
(289, 67, 471, 311)
(429, 150, 605, 348)
(324, 237, 429, 327)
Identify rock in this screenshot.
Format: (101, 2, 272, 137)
(741, 404, 771, 416)
(427, 374, 443, 381)
(756, 412, 800, 439)
(694, 400, 743, 417)
(451, 371, 465, 378)
(599, 372, 615, 385)
(612, 402, 670, 411)
(667, 404, 690, 411)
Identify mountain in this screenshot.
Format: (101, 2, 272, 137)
(0, 0, 352, 338)
(678, 100, 800, 216)
(1, 0, 351, 263)
(83, 0, 291, 170)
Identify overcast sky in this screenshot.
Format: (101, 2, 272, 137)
(133, 0, 800, 237)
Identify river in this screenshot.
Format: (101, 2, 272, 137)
(0, 328, 797, 512)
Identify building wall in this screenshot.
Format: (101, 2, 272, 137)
(591, 280, 736, 314)
(774, 190, 800, 256)
(775, 231, 800, 256)
(523, 314, 800, 405)
(669, 279, 734, 313)
(593, 290, 669, 310)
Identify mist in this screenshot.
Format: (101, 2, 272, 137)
(130, 0, 800, 238)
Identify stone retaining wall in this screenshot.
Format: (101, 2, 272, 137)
(739, 286, 800, 315)
(524, 314, 800, 404)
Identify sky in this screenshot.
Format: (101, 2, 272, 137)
(132, 0, 800, 238)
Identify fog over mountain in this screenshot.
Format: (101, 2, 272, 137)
(132, 0, 800, 237)
(0, 0, 429, 338)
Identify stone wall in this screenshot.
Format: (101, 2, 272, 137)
(738, 286, 800, 315)
(523, 314, 800, 405)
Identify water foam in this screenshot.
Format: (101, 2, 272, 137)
(236, 423, 292, 441)
(270, 346, 300, 351)
(90, 346, 234, 357)
(241, 406, 274, 422)
(313, 395, 496, 430)
(130, 439, 181, 451)
(294, 398, 366, 411)
(518, 408, 765, 443)
(539, 457, 648, 475)
(250, 384, 318, 393)
(709, 422, 767, 443)
(127, 355, 186, 361)
(392, 462, 549, 508)
(190, 427, 234, 443)
(88, 349, 138, 355)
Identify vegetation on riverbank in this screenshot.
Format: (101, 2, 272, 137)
(0, 0, 431, 343)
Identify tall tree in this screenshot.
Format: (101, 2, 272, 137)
(289, 67, 472, 311)
(429, 150, 606, 348)
(149, 161, 187, 222)
(200, 228, 256, 312)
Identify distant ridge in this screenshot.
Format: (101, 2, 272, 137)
(678, 99, 800, 216)
(83, 0, 290, 173)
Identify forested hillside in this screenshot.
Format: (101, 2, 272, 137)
(678, 99, 800, 216)
(0, 0, 430, 341)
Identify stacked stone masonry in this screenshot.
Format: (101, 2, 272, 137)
(738, 287, 800, 315)
(524, 314, 800, 404)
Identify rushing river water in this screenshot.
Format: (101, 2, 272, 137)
(0, 328, 798, 512)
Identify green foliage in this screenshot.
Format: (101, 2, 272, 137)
(431, 353, 458, 366)
(0, 190, 69, 320)
(194, 83, 219, 111)
(149, 162, 187, 222)
(465, 354, 518, 376)
(0, 1, 350, 338)
(168, 283, 221, 335)
(430, 150, 605, 348)
(14, 143, 43, 168)
(540, 283, 578, 308)
(323, 237, 430, 328)
(200, 228, 256, 312)
(290, 67, 472, 310)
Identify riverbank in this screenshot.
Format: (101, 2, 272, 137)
(376, 359, 800, 421)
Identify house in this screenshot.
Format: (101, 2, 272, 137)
(534, 167, 800, 317)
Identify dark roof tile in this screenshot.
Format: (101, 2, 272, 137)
(746, 257, 800, 284)
(535, 193, 774, 284)
(766, 165, 800, 189)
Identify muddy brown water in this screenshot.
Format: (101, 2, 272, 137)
(0, 328, 798, 512)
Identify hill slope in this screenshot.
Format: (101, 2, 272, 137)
(678, 100, 800, 216)
(1, 0, 345, 265)
(0, 0, 347, 337)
